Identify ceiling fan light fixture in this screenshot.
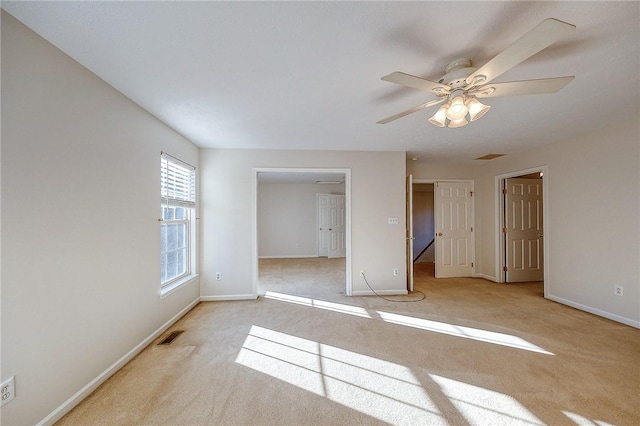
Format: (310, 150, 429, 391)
(445, 96, 468, 121)
(466, 97, 491, 122)
(448, 117, 468, 128)
(429, 104, 448, 127)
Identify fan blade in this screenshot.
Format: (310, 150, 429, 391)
(465, 18, 575, 87)
(377, 98, 446, 124)
(472, 76, 574, 98)
(382, 71, 450, 95)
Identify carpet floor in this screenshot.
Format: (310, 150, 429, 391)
(57, 259, 640, 425)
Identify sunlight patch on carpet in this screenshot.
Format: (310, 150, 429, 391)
(430, 374, 544, 425)
(378, 311, 554, 355)
(264, 291, 371, 318)
(236, 325, 445, 425)
(562, 410, 614, 426)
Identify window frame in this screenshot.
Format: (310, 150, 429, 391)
(160, 153, 196, 291)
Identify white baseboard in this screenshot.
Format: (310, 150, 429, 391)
(474, 273, 498, 282)
(259, 255, 317, 259)
(37, 297, 201, 426)
(352, 290, 409, 296)
(200, 294, 257, 301)
(547, 294, 640, 329)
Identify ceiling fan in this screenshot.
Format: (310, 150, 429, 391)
(378, 18, 576, 128)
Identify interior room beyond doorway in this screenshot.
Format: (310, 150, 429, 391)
(255, 169, 350, 297)
(412, 183, 435, 277)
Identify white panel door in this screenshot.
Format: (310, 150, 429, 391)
(406, 175, 414, 292)
(317, 194, 330, 257)
(505, 178, 544, 282)
(328, 195, 346, 258)
(318, 194, 345, 258)
(434, 182, 474, 278)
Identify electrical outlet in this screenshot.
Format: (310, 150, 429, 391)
(360, 269, 365, 276)
(614, 285, 623, 296)
(393, 268, 399, 276)
(215, 272, 222, 281)
(388, 217, 399, 225)
(1, 376, 15, 407)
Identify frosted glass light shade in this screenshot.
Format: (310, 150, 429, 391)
(429, 104, 448, 127)
(448, 117, 468, 128)
(466, 97, 491, 122)
(446, 96, 468, 121)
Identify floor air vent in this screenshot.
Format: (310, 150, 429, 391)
(158, 330, 184, 345)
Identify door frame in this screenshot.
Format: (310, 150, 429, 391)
(252, 167, 352, 297)
(494, 166, 549, 296)
(406, 175, 414, 292)
(411, 178, 475, 280)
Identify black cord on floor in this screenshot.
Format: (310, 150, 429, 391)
(361, 272, 425, 302)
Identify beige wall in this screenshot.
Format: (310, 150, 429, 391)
(200, 149, 407, 298)
(407, 161, 477, 180)
(1, 12, 200, 425)
(406, 121, 639, 327)
(474, 120, 639, 326)
(258, 183, 344, 258)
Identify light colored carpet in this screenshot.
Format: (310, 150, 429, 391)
(57, 259, 640, 425)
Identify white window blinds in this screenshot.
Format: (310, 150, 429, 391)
(161, 153, 196, 207)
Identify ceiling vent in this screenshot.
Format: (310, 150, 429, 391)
(475, 154, 505, 160)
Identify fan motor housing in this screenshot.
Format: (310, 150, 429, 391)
(439, 58, 477, 89)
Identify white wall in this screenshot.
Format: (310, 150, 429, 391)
(474, 120, 640, 327)
(200, 149, 407, 299)
(258, 183, 344, 258)
(1, 12, 201, 425)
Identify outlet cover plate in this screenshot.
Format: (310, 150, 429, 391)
(1, 376, 15, 407)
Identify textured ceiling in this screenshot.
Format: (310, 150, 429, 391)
(3, 1, 639, 165)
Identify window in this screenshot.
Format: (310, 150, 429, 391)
(160, 153, 196, 288)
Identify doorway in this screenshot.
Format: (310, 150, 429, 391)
(412, 183, 435, 275)
(495, 166, 548, 295)
(252, 168, 352, 298)
(408, 177, 475, 286)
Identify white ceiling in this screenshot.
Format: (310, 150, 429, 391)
(3, 1, 639, 165)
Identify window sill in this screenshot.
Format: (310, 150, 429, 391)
(160, 274, 199, 299)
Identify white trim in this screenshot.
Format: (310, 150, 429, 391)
(547, 294, 640, 329)
(494, 166, 549, 296)
(36, 297, 201, 426)
(160, 274, 198, 299)
(352, 290, 409, 296)
(253, 168, 353, 297)
(259, 255, 319, 259)
(200, 294, 257, 301)
(473, 273, 499, 282)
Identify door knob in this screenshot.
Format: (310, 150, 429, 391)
(329, 228, 332, 231)
(437, 232, 443, 236)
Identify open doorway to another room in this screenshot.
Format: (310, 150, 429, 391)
(496, 166, 548, 297)
(254, 169, 351, 301)
(412, 183, 436, 278)
(408, 178, 475, 286)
